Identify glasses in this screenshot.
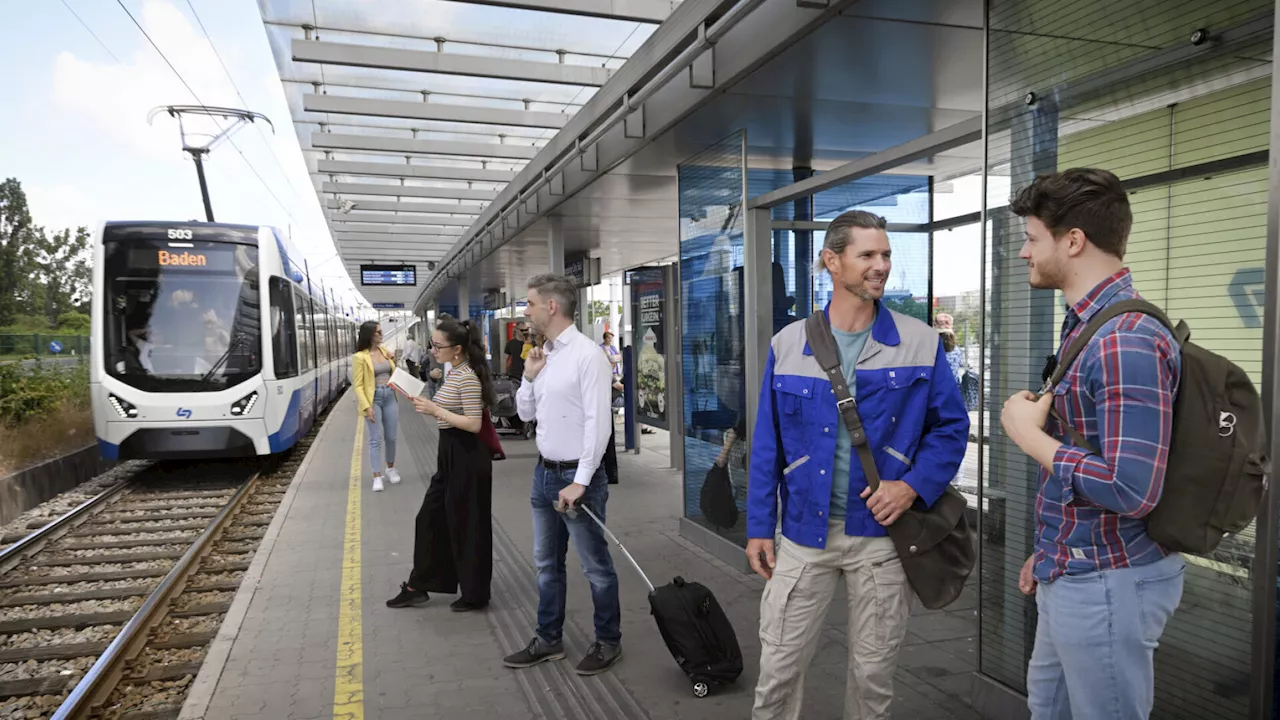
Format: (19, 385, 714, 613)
(430, 342, 456, 350)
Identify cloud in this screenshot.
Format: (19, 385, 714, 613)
(50, 0, 241, 158)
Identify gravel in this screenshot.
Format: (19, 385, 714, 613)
(0, 692, 66, 720)
(0, 579, 152, 603)
(152, 615, 222, 642)
(213, 542, 258, 555)
(205, 552, 251, 567)
(5, 598, 141, 622)
(19, 560, 172, 578)
(72, 530, 199, 544)
(117, 499, 225, 511)
(171, 591, 233, 613)
(188, 571, 243, 589)
(0, 625, 122, 650)
(83, 518, 205, 531)
(103, 677, 190, 719)
(0, 461, 149, 544)
(0, 656, 96, 682)
(42, 544, 189, 559)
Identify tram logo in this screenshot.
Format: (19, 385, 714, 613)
(176, 408, 193, 419)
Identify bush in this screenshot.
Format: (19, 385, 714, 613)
(0, 358, 89, 427)
(56, 312, 90, 333)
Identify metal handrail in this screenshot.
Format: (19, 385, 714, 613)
(0, 477, 133, 572)
(52, 472, 262, 720)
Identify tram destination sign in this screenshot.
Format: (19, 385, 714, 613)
(360, 264, 417, 286)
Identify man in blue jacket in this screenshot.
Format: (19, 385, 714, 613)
(746, 210, 970, 720)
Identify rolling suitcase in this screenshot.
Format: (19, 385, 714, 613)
(575, 504, 744, 697)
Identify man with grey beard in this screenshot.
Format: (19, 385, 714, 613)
(745, 210, 969, 719)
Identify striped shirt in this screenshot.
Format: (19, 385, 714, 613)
(1034, 269, 1181, 583)
(434, 361, 484, 430)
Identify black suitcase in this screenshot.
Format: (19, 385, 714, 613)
(576, 505, 744, 697)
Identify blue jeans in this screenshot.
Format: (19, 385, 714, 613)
(1027, 552, 1185, 719)
(367, 386, 399, 474)
(531, 463, 621, 647)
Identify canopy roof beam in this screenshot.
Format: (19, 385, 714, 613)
(317, 160, 517, 183)
(304, 94, 569, 130)
(336, 233, 462, 244)
(324, 198, 486, 215)
(328, 212, 476, 227)
(312, 132, 539, 160)
(439, 0, 672, 23)
(322, 181, 499, 202)
(292, 39, 612, 87)
(330, 223, 467, 235)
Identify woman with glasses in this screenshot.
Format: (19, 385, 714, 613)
(354, 321, 400, 492)
(386, 317, 497, 612)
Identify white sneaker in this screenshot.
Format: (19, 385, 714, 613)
(386, 468, 402, 485)
(372, 476, 385, 492)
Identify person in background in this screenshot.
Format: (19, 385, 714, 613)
(403, 334, 423, 378)
(504, 273, 622, 676)
(387, 317, 496, 612)
(601, 334, 623, 485)
(506, 324, 529, 379)
(353, 321, 401, 493)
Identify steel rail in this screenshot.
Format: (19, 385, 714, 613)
(52, 471, 263, 720)
(0, 477, 135, 573)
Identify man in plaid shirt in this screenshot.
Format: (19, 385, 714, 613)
(1000, 168, 1184, 719)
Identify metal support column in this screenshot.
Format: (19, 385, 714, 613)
(457, 274, 470, 321)
(548, 216, 565, 275)
(1248, 3, 1280, 715)
(743, 206, 774, 455)
(792, 166, 813, 317)
(664, 263, 683, 469)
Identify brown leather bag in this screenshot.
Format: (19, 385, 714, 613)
(804, 312, 975, 609)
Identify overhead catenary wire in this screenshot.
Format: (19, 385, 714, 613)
(113, 0, 300, 229)
(183, 0, 311, 212)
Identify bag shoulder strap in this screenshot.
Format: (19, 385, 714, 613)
(1045, 298, 1186, 454)
(804, 312, 881, 491)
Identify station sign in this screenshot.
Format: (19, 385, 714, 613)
(360, 264, 417, 286)
(372, 302, 406, 309)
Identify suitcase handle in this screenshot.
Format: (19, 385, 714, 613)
(559, 501, 655, 593)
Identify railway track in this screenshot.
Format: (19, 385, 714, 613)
(0, 414, 325, 720)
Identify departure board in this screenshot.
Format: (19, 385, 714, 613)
(360, 264, 416, 286)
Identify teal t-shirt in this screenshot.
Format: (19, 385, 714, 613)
(829, 323, 873, 519)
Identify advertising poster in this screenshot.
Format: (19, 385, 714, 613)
(629, 266, 667, 430)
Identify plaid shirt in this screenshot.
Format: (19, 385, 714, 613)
(1033, 269, 1181, 583)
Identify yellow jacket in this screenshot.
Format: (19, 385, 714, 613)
(353, 346, 396, 414)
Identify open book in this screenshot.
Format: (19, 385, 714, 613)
(388, 367, 426, 399)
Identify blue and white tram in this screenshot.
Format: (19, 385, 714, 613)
(90, 221, 358, 460)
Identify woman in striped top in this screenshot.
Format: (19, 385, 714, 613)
(386, 317, 496, 613)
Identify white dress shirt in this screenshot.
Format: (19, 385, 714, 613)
(516, 325, 613, 486)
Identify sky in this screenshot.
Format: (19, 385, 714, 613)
(1, 0, 362, 307)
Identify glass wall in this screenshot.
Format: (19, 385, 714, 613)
(679, 131, 749, 541)
(980, 2, 1273, 717)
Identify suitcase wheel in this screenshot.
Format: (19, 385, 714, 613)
(692, 682, 710, 698)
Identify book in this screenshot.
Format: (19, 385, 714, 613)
(389, 367, 426, 399)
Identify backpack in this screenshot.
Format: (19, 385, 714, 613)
(699, 463, 739, 529)
(1044, 299, 1267, 554)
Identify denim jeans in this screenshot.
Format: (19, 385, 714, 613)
(1027, 552, 1185, 720)
(531, 463, 621, 647)
(366, 386, 399, 474)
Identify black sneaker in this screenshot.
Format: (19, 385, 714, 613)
(503, 636, 566, 668)
(385, 583, 428, 608)
(575, 641, 622, 675)
(450, 598, 489, 612)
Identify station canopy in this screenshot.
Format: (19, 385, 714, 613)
(258, 0, 669, 304)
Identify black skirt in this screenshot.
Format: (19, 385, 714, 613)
(410, 427, 493, 603)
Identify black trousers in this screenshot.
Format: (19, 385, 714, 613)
(603, 425, 618, 484)
(410, 428, 493, 603)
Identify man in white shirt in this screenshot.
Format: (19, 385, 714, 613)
(504, 273, 621, 676)
(402, 335, 423, 377)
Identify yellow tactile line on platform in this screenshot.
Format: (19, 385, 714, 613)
(334, 416, 365, 720)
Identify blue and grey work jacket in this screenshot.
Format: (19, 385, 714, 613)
(747, 303, 970, 549)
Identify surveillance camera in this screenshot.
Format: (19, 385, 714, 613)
(427, 261, 437, 271)
(339, 199, 356, 213)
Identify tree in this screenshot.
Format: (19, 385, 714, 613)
(882, 295, 929, 323)
(588, 300, 618, 324)
(0, 179, 92, 329)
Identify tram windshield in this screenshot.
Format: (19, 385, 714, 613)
(102, 224, 261, 392)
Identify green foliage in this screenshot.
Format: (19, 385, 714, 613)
(56, 312, 91, 333)
(587, 300, 619, 324)
(0, 178, 93, 328)
(882, 295, 929, 323)
(0, 358, 89, 427)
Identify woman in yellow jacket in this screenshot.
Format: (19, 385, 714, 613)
(354, 320, 400, 492)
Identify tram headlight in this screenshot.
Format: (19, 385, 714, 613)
(230, 391, 259, 416)
(108, 394, 138, 419)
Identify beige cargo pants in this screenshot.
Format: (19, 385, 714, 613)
(752, 522, 912, 720)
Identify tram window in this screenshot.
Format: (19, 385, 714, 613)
(269, 277, 298, 378)
(294, 288, 314, 372)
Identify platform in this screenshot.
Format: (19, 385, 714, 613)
(179, 390, 986, 720)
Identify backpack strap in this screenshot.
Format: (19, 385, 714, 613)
(1043, 298, 1188, 454)
(804, 312, 882, 492)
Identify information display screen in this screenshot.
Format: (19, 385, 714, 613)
(360, 264, 416, 286)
